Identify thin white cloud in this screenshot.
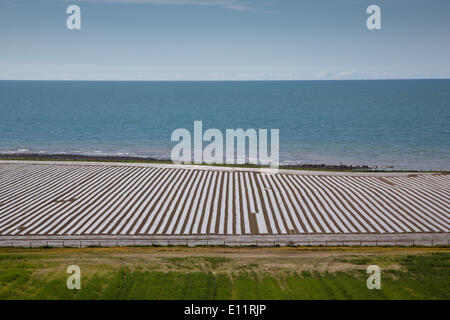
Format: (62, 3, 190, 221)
(335, 70, 384, 79)
(73, 0, 255, 11)
(315, 71, 328, 78)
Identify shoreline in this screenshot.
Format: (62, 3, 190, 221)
(0, 152, 445, 173)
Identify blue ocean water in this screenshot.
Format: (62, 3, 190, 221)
(0, 80, 449, 170)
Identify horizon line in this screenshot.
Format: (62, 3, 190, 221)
(1, 78, 449, 82)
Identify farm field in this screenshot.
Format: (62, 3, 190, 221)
(0, 161, 448, 240)
(0, 246, 448, 300)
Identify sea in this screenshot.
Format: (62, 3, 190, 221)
(0, 79, 449, 171)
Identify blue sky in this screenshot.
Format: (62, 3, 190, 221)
(1, 0, 449, 80)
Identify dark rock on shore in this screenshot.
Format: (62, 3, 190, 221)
(0, 153, 167, 163)
(0, 153, 380, 171)
(280, 163, 377, 171)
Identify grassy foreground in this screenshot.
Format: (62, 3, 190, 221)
(0, 246, 448, 300)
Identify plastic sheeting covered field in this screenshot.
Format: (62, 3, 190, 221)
(0, 162, 448, 237)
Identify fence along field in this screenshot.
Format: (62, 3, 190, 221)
(0, 162, 448, 242)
